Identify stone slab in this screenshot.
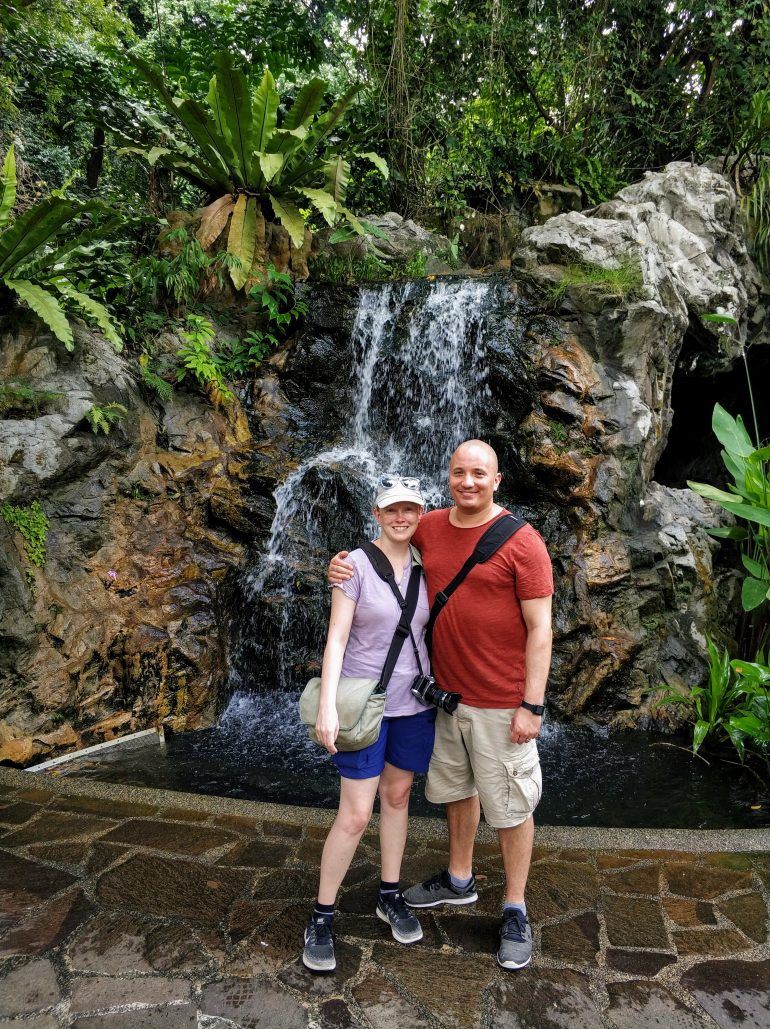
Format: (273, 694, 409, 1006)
(603, 894, 669, 949)
(717, 893, 768, 943)
(527, 861, 598, 920)
(0, 802, 42, 824)
(216, 839, 291, 867)
(663, 898, 717, 928)
(95, 853, 253, 925)
(0, 958, 60, 1015)
(0, 887, 94, 956)
(69, 974, 191, 1013)
(665, 863, 752, 899)
(681, 958, 770, 1029)
(278, 940, 363, 996)
(602, 864, 660, 895)
(320, 997, 364, 1028)
(199, 976, 306, 1028)
(0, 851, 75, 918)
(606, 949, 676, 976)
(353, 971, 433, 1028)
(1, 812, 115, 846)
(606, 981, 708, 1028)
(71, 1007, 197, 1028)
(100, 819, 234, 855)
(489, 969, 603, 1028)
(674, 927, 752, 957)
(541, 911, 600, 962)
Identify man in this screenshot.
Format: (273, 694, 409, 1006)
(330, 440, 553, 969)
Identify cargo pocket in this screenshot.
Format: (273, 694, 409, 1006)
(504, 749, 542, 819)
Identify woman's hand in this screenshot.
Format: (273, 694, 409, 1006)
(316, 703, 340, 755)
(328, 551, 355, 585)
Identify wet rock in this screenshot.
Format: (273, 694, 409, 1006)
(526, 860, 598, 920)
(0, 801, 41, 824)
(70, 1008, 197, 1028)
(1, 811, 115, 846)
(489, 968, 603, 1028)
(199, 976, 306, 1028)
(0, 851, 75, 918)
(716, 893, 768, 943)
(603, 894, 669, 949)
(371, 944, 494, 1028)
(69, 974, 191, 1013)
(665, 862, 752, 899)
(95, 853, 253, 925)
(663, 898, 717, 928)
(606, 981, 708, 1028)
(217, 838, 292, 867)
(0, 887, 94, 956)
(435, 913, 499, 953)
(602, 863, 660, 895)
(352, 971, 433, 1029)
(0, 958, 61, 1014)
(320, 997, 364, 1028)
(681, 958, 770, 1028)
(606, 949, 676, 976)
(100, 819, 234, 855)
(674, 927, 752, 957)
(278, 939, 363, 996)
(540, 911, 600, 962)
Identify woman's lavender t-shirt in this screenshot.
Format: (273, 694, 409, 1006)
(334, 547, 430, 717)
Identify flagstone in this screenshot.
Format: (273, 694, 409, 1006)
(681, 958, 770, 1029)
(0, 958, 60, 1015)
(541, 911, 600, 962)
(279, 939, 363, 996)
(0, 887, 94, 956)
(27, 840, 91, 866)
(0, 802, 42, 824)
(603, 894, 669, 949)
(320, 997, 365, 1028)
(199, 976, 306, 1028)
(353, 971, 433, 1028)
(2, 811, 116, 846)
(605, 949, 676, 976)
(526, 861, 598, 920)
(674, 927, 753, 957)
(69, 974, 191, 1013)
(435, 913, 499, 953)
(717, 893, 768, 943)
(606, 981, 708, 1028)
(70, 1007, 197, 1028)
(602, 863, 660, 895)
(217, 838, 291, 867)
(665, 863, 753, 899)
(489, 968, 603, 1028)
(100, 818, 235, 855)
(0, 851, 75, 918)
(663, 898, 717, 928)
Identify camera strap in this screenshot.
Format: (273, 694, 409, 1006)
(360, 542, 425, 691)
(425, 512, 527, 654)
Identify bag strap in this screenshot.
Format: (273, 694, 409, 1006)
(360, 542, 424, 693)
(425, 513, 527, 653)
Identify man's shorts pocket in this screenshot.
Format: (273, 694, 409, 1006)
(503, 751, 542, 819)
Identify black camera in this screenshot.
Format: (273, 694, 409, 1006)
(410, 674, 461, 715)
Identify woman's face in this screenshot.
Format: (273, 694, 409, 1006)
(374, 502, 422, 544)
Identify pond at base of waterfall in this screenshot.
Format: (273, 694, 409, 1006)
(51, 691, 769, 829)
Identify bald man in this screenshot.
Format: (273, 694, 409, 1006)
(330, 441, 553, 969)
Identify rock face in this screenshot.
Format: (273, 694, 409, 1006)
(0, 161, 765, 764)
(0, 316, 255, 765)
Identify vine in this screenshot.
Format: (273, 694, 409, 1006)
(1, 500, 50, 569)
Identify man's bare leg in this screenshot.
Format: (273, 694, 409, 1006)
(447, 795, 480, 879)
(497, 815, 534, 904)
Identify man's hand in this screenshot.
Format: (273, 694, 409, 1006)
(510, 706, 541, 745)
(328, 551, 355, 585)
(316, 704, 339, 755)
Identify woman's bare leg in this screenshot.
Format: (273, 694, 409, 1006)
(317, 775, 380, 905)
(378, 762, 414, 882)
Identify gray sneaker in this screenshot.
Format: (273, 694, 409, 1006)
(302, 914, 335, 972)
(402, 870, 478, 908)
(497, 909, 532, 970)
(376, 892, 424, 943)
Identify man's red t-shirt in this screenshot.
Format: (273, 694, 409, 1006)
(412, 509, 553, 708)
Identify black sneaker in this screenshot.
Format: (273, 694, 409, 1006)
(402, 869, 478, 908)
(302, 914, 336, 972)
(376, 891, 424, 943)
(497, 909, 532, 970)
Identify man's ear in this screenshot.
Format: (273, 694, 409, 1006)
(494, 472, 502, 491)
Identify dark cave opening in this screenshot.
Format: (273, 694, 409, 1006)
(654, 335, 770, 489)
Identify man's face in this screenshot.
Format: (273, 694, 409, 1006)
(449, 446, 502, 513)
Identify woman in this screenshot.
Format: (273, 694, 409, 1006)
(302, 475, 435, 972)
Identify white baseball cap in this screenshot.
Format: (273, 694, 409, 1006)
(375, 474, 425, 509)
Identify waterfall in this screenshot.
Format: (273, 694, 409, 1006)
(222, 277, 500, 726)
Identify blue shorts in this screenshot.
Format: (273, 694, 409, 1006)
(332, 708, 437, 780)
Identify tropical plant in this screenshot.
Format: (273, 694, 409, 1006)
(0, 146, 124, 350)
(726, 88, 770, 272)
(1, 500, 49, 568)
(688, 404, 770, 654)
(657, 638, 770, 771)
(85, 402, 128, 434)
(117, 53, 388, 289)
(175, 314, 234, 404)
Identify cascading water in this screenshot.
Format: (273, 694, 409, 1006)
(216, 277, 502, 756)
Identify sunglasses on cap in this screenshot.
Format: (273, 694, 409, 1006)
(379, 474, 422, 491)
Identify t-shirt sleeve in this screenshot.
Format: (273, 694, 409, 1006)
(510, 526, 554, 600)
(334, 550, 362, 603)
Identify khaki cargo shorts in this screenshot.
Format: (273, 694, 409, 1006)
(425, 704, 542, 829)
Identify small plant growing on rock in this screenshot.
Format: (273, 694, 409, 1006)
(176, 315, 234, 404)
(1, 500, 49, 569)
(545, 257, 644, 308)
(85, 402, 128, 435)
(0, 380, 61, 418)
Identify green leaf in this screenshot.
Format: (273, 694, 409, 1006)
(252, 67, 280, 164)
(705, 526, 749, 540)
(284, 77, 327, 130)
(4, 279, 74, 349)
(323, 156, 350, 204)
(687, 481, 739, 504)
(339, 207, 367, 236)
(268, 194, 306, 249)
(298, 187, 338, 226)
(742, 554, 766, 578)
(0, 145, 17, 230)
(741, 576, 768, 611)
(357, 151, 389, 180)
(720, 500, 770, 528)
(258, 152, 284, 183)
(692, 719, 710, 752)
(0, 197, 84, 279)
(52, 278, 123, 351)
(702, 312, 737, 324)
(227, 195, 258, 290)
(212, 52, 254, 184)
(712, 403, 755, 456)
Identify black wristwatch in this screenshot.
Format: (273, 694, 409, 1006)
(520, 700, 545, 717)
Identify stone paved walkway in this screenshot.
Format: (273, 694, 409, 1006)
(0, 769, 768, 1028)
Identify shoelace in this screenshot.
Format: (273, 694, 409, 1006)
(386, 892, 411, 920)
(501, 910, 527, 941)
(309, 917, 334, 945)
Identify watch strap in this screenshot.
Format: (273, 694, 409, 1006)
(520, 700, 545, 716)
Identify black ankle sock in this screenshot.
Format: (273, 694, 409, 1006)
(379, 880, 399, 899)
(313, 900, 334, 919)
